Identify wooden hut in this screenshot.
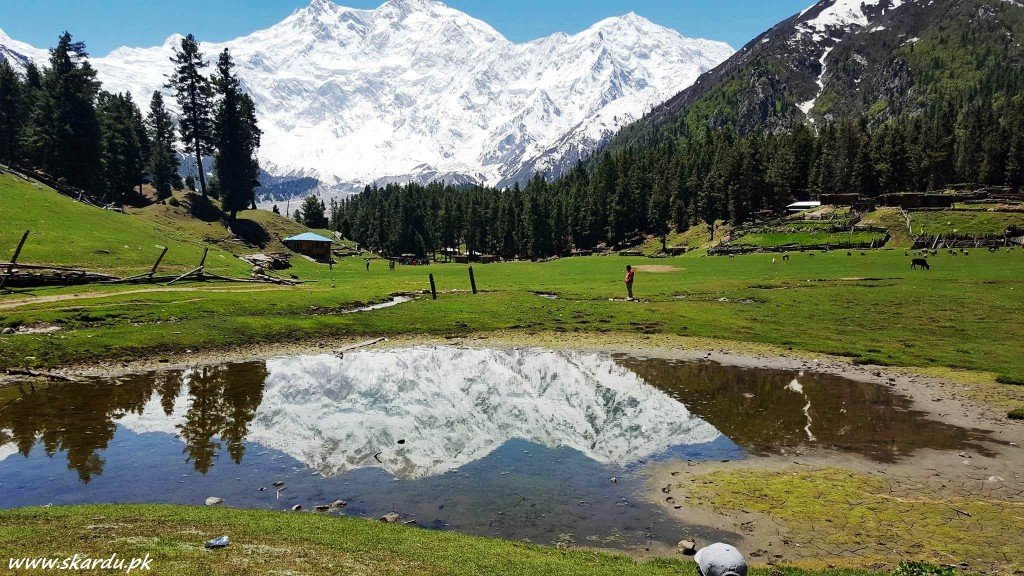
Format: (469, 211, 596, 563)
(282, 232, 333, 261)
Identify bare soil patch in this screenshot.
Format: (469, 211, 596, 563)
(633, 265, 682, 273)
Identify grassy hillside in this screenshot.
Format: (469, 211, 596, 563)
(0, 172, 338, 277)
(0, 173, 247, 276)
(0, 504, 879, 576)
(908, 210, 1024, 238)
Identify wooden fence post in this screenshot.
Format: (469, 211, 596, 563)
(150, 246, 168, 277)
(429, 273, 437, 300)
(0, 230, 30, 290)
(468, 266, 477, 294)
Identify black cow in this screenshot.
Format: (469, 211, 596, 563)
(911, 258, 930, 270)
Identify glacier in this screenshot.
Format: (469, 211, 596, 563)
(0, 0, 733, 203)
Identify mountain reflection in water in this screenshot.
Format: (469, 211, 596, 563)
(1, 348, 725, 483)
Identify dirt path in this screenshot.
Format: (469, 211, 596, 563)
(0, 285, 295, 311)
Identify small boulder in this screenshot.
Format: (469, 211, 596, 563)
(315, 504, 331, 512)
(380, 512, 400, 523)
(291, 504, 302, 511)
(204, 497, 223, 506)
(1, 327, 14, 335)
(272, 480, 285, 487)
(678, 538, 697, 556)
(331, 500, 348, 509)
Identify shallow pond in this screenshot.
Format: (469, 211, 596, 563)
(0, 347, 995, 550)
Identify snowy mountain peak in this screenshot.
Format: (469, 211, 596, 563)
(0, 4, 733, 203)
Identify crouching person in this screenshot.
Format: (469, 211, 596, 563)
(696, 543, 748, 576)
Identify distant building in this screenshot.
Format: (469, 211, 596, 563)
(282, 232, 333, 261)
(787, 200, 822, 213)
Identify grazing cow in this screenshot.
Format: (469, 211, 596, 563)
(847, 251, 852, 256)
(809, 252, 815, 257)
(911, 258, 930, 270)
(782, 254, 790, 261)
(860, 252, 866, 256)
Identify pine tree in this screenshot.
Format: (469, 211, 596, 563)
(211, 49, 261, 218)
(765, 142, 797, 213)
(97, 91, 149, 202)
(17, 62, 47, 167)
(41, 32, 103, 190)
(0, 59, 23, 162)
(167, 34, 214, 196)
(648, 172, 672, 252)
(299, 195, 328, 228)
(146, 91, 178, 200)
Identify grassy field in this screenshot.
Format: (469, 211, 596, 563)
(908, 210, 1024, 237)
(724, 230, 887, 249)
(0, 505, 882, 576)
(3, 173, 1024, 389)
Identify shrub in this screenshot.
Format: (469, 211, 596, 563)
(167, 196, 180, 207)
(892, 561, 956, 576)
(1008, 408, 1024, 420)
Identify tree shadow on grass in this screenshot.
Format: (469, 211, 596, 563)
(227, 218, 272, 249)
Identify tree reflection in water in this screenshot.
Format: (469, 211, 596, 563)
(0, 363, 265, 481)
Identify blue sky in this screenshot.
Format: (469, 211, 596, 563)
(1, 0, 810, 55)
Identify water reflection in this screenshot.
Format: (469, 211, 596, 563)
(616, 356, 996, 462)
(253, 348, 720, 478)
(0, 364, 265, 481)
(0, 347, 1000, 549)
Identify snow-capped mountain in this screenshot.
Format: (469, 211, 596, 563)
(0, 0, 733, 202)
(117, 347, 721, 479)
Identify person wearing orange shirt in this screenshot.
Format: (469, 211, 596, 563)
(624, 265, 635, 300)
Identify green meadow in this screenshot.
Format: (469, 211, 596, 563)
(0, 505, 884, 576)
(2, 173, 1024, 387)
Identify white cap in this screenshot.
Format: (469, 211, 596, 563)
(695, 543, 748, 576)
